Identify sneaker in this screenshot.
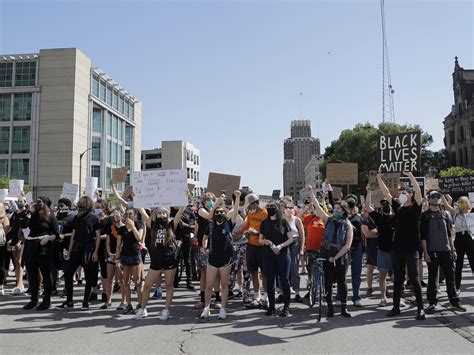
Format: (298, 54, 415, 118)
(294, 294, 303, 303)
(134, 308, 147, 320)
(159, 309, 170, 320)
(265, 308, 276, 316)
(194, 301, 205, 309)
(116, 302, 126, 310)
(81, 303, 90, 311)
(451, 303, 467, 312)
(353, 300, 362, 307)
(387, 307, 401, 317)
(218, 308, 227, 320)
(416, 308, 425, 321)
(290, 288, 296, 295)
(399, 299, 406, 307)
(245, 299, 261, 309)
(279, 307, 290, 317)
(57, 301, 74, 309)
(378, 299, 388, 307)
(123, 304, 134, 315)
(36, 302, 51, 311)
(23, 301, 37, 310)
(200, 307, 210, 319)
(100, 303, 112, 310)
(366, 288, 373, 297)
(0, 288, 4, 296)
(425, 304, 439, 314)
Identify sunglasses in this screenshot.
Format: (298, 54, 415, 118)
(215, 210, 225, 215)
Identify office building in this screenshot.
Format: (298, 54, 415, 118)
(299, 154, 323, 201)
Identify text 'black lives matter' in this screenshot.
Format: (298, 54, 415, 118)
(378, 131, 421, 173)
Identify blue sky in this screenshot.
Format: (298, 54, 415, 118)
(1, 0, 473, 194)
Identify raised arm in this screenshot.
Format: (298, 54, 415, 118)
(441, 194, 455, 217)
(376, 172, 393, 204)
(403, 171, 422, 205)
(138, 208, 151, 229)
(110, 180, 128, 208)
(172, 206, 186, 230)
(228, 190, 241, 225)
(306, 185, 329, 222)
(365, 184, 374, 213)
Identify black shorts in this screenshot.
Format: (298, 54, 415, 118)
(246, 244, 264, 273)
(150, 250, 177, 271)
(208, 257, 233, 269)
(121, 254, 142, 267)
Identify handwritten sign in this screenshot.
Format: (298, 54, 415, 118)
(368, 170, 400, 196)
(207, 172, 241, 196)
(439, 175, 474, 194)
(464, 213, 474, 237)
(332, 186, 343, 200)
(378, 131, 421, 172)
(272, 190, 281, 199)
(400, 176, 426, 197)
(370, 189, 386, 208)
(0, 189, 8, 202)
(132, 169, 188, 208)
(60, 183, 78, 202)
(326, 163, 358, 185)
(426, 178, 440, 191)
(25, 192, 33, 205)
(84, 177, 98, 202)
(112, 167, 129, 184)
(8, 179, 24, 199)
(122, 185, 133, 200)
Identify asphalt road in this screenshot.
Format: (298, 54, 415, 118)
(0, 262, 473, 354)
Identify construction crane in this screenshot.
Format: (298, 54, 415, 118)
(381, 0, 396, 123)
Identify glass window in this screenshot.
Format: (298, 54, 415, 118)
(106, 86, 112, 106)
(15, 61, 36, 86)
(12, 126, 30, 153)
(92, 138, 101, 161)
(118, 144, 123, 166)
(0, 159, 8, 176)
(129, 103, 134, 120)
(112, 142, 118, 165)
(125, 150, 130, 168)
(124, 100, 129, 117)
(106, 168, 111, 190)
(125, 126, 132, 146)
(107, 140, 112, 164)
(107, 112, 113, 136)
(13, 93, 32, 121)
(92, 109, 102, 133)
(113, 91, 118, 110)
(0, 127, 9, 154)
(114, 116, 119, 139)
(0, 62, 13, 87)
(11, 158, 29, 181)
(119, 97, 124, 114)
(118, 120, 123, 142)
(0, 94, 11, 121)
(91, 165, 101, 188)
(92, 76, 99, 97)
(99, 81, 106, 101)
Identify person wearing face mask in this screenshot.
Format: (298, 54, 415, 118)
(22, 196, 60, 311)
(173, 205, 196, 290)
(0, 203, 11, 296)
(306, 185, 354, 318)
(5, 195, 29, 295)
(365, 185, 395, 307)
(377, 171, 425, 320)
(200, 191, 240, 319)
(441, 195, 474, 295)
(136, 205, 185, 320)
(259, 201, 294, 317)
(58, 196, 102, 310)
(421, 191, 466, 313)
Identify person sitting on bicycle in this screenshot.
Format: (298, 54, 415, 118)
(306, 185, 353, 318)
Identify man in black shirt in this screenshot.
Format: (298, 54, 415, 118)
(173, 206, 195, 289)
(377, 171, 425, 320)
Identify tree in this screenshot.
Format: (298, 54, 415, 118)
(439, 166, 474, 177)
(323, 122, 435, 197)
(0, 175, 31, 193)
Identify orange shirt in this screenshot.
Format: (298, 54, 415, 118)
(303, 214, 325, 251)
(237, 209, 268, 247)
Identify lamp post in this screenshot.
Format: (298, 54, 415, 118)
(79, 147, 93, 200)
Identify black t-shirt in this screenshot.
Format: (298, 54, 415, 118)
(259, 218, 291, 256)
(196, 212, 209, 246)
(391, 199, 422, 253)
(28, 212, 60, 239)
(176, 210, 195, 240)
(205, 220, 234, 262)
(72, 213, 101, 247)
(349, 213, 363, 249)
(152, 220, 176, 260)
(108, 223, 124, 254)
(119, 222, 142, 257)
(7, 210, 29, 244)
(369, 211, 395, 252)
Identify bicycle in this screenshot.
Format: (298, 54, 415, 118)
(306, 251, 326, 322)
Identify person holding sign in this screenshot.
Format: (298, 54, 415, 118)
(22, 196, 60, 311)
(135, 205, 185, 321)
(200, 191, 241, 320)
(442, 195, 474, 294)
(377, 171, 425, 320)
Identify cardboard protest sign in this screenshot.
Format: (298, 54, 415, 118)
(60, 183, 78, 202)
(258, 195, 273, 207)
(426, 179, 440, 191)
(439, 175, 474, 194)
(400, 176, 426, 197)
(132, 169, 188, 208)
(326, 163, 358, 185)
(370, 189, 386, 208)
(272, 190, 281, 199)
(378, 131, 421, 172)
(122, 185, 133, 200)
(112, 167, 129, 184)
(8, 179, 24, 199)
(84, 177, 98, 202)
(0, 189, 8, 202)
(332, 186, 343, 200)
(368, 171, 400, 196)
(207, 172, 241, 196)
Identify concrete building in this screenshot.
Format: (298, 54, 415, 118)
(283, 120, 320, 202)
(0, 48, 141, 202)
(141, 140, 202, 197)
(299, 154, 323, 201)
(443, 57, 474, 168)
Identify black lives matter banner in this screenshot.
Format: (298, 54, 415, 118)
(378, 132, 421, 173)
(439, 176, 474, 194)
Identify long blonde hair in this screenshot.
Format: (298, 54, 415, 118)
(457, 196, 471, 214)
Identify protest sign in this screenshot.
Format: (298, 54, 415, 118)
(368, 171, 400, 196)
(439, 175, 474, 194)
(122, 185, 133, 200)
(25, 192, 33, 205)
(400, 176, 426, 197)
(0, 189, 8, 202)
(112, 167, 129, 184)
(61, 183, 78, 202)
(378, 131, 421, 172)
(370, 189, 386, 208)
(258, 195, 273, 207)
(8, 179, 24, 199)
(84, 177, 98, 202)
(272, 190, 281, 199)
(207, 172, 241, 196)
(426, 179, 440, 191)
(326, 163, 358, 185)
(132, 169, 188, 208)
(332, 187, 343, 200)
(469, 192, 474, 206)
(464, 213, 474, 237)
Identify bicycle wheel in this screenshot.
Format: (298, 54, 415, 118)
(309, 280, 317, 308)
(317, 271, 324, 322)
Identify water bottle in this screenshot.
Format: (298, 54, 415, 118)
(155, 287, 162, 300)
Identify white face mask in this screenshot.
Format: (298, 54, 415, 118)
(398, 194, 408, 206)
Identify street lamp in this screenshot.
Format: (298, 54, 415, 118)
(79, 147, 93, 200)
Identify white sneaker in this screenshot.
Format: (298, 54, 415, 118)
(13, 287, 22, 295)
(353, 300, 362, 307)
(0, 288, 4, 296)
(134, 308, 148, 320)
(290, 287, 296, 295)
(159, 309, 170, 321)
(400, 298, 406, 307)
(200, 307, 210, 319)
(218, 308, 227, 320)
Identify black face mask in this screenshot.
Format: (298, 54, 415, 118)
(215, 214, 226, 223)
(156, 218, 167, 227)
(347, 201, 356, 209)
(382, 206, 391, 214)
(267, 207, 277, 216)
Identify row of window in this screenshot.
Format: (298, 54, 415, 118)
(92, 109, 133, 146)
(187, 168, 199, 181)
(92, 76, 134, 121)
(447, 121, 474, 146)
(0, 158, 29, 182)
(0, 126, 30, 154)
(186, 150, 199, 165)
(0, 93, 32, 121)
(91, 150, 130, 189)
(0, 61, 36, 88)
(142, 153, 161, 160)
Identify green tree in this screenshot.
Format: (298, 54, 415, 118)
(439, 166, 474, 177)
(323, 122, 435, 197)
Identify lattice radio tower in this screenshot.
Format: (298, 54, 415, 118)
(381, 0, 395, 123)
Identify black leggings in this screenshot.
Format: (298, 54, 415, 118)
(23, 240, 54, 304)
(0, 245, 7, 285)
(324, 257, 349, 304)
(454, 232, 474, 290)
(64, 248, 98, 304)
(174, 237, 192, 284)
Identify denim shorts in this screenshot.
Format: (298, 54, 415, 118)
(377, 250, 392, 272)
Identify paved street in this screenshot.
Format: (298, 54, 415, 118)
(1, 263, 473, 354)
